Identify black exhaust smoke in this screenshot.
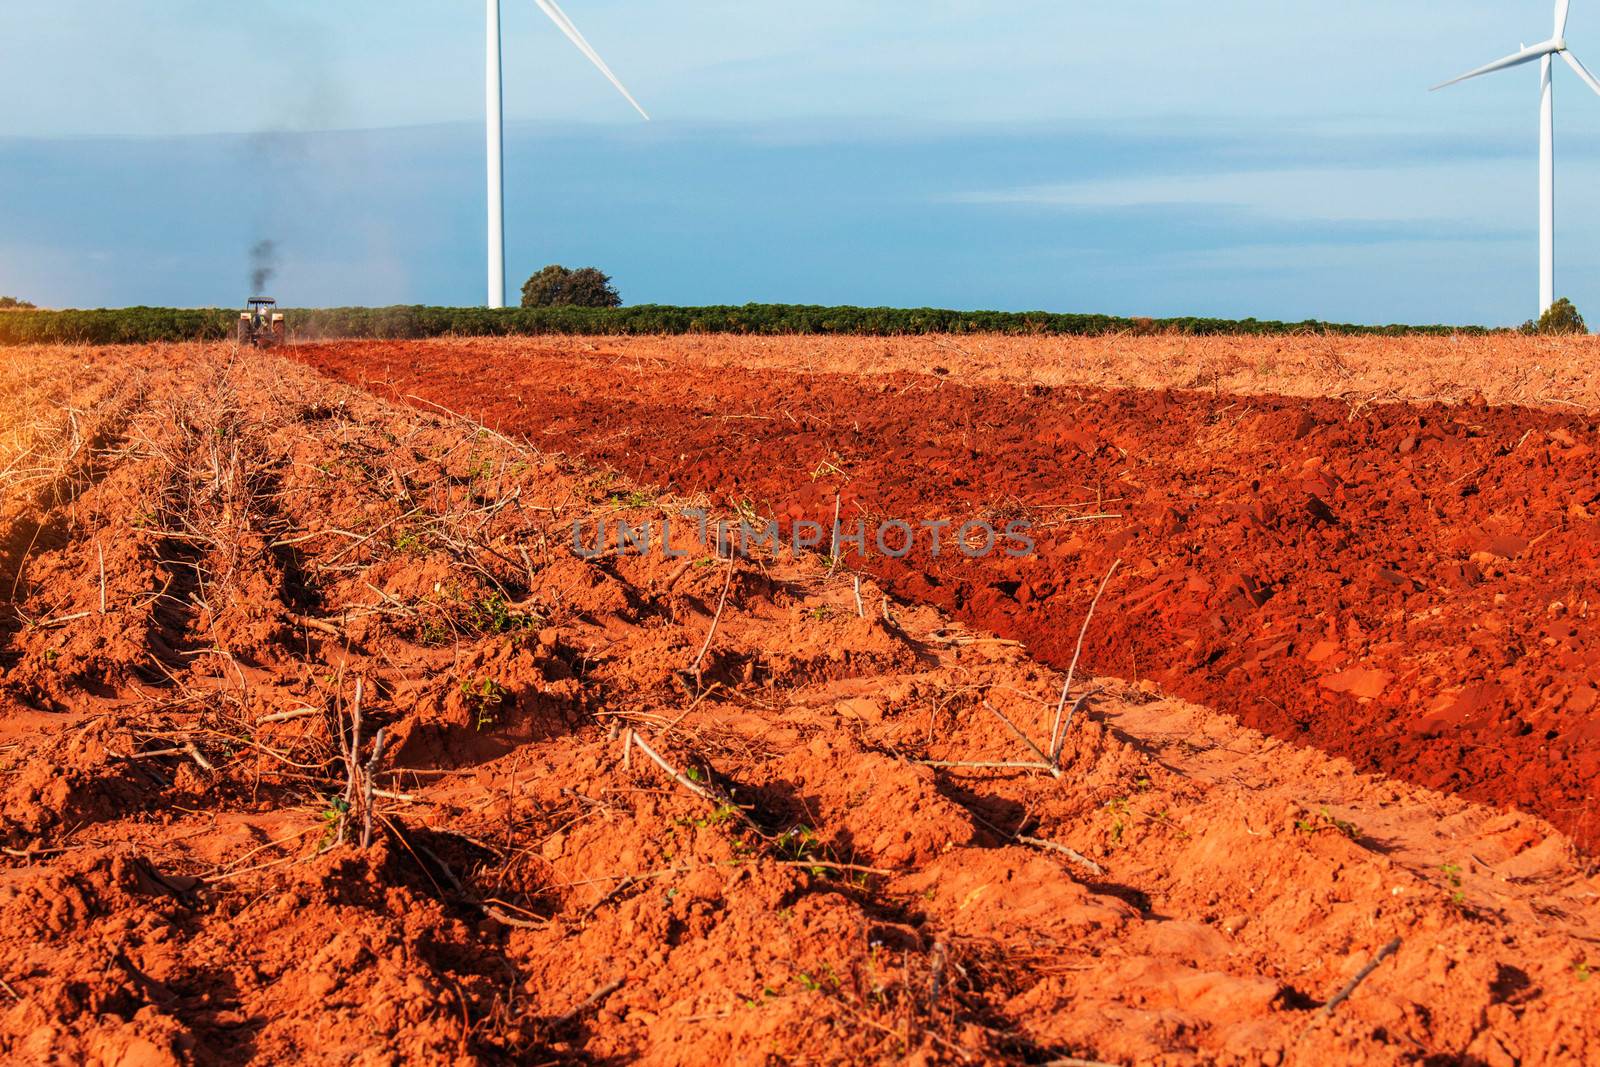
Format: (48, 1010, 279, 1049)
(250, 240, 277, 295)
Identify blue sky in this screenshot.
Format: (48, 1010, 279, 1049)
(3, 1, 1600, 324)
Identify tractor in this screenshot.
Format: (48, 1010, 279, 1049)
(238, 298, 286, 347)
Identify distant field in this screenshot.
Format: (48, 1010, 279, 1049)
(0, 302, 1489, 346)
(569, 330, 1600, 410)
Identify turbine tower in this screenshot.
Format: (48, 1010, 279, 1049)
(486, 0, 649, 309)
(1434, 0, 1600, 316)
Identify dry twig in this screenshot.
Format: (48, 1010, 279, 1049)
(360, 727, 388, 849)
(1322, 937, 1401, 1016)
(690, 554, 736, 678)
(980, 700, 1061, 778)
(1017, 834, 1104, 877)
(553, 978, 625, 1026)
(1049, 559, 1121, 761)
(627, 732, 726, 809)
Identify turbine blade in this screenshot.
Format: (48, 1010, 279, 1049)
(1556, 0, 1571, 38)
(1431, 45, 1551, 90)
(530, 0, 650, 120)
(1562, 50, 1600, 96)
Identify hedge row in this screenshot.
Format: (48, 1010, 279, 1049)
(0, 303, 1487, 345)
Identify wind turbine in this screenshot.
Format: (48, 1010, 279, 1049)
(486, 0, 649, 308)
(1433, 0, 1600, 316)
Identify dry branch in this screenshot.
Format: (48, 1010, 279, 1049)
(183, 742, 215, 773)
(980, 699, 1061, 778)
(360, 727, 388, 849)
(127, 747, 186, 760)
(294, 614, 345, 639)
(1322, 937, 1401, 1015)
(553, 978, 625, 1026)
(1018, 834, 1104, 877)
(1049, 558, 1121, 761)
(690, 554, 736, 678)
(336, 678, 364, 847)
(257, 706, 319, 724)
(627, 732, 725, 808)
(826, 493, 842, 576)
(1056, 689, 1103, 749)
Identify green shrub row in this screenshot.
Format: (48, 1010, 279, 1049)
(0, 303, 1487, 346)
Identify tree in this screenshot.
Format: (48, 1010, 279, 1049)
(1521, 297, 1586, 335)
(519, 265, 621, 309)
(0, 296, 35, 310)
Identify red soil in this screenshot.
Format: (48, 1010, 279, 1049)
(1, 342, 1598, 1064)
(294, 338, 1600, 848)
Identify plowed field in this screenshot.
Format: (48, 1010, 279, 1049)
(0, 340, 1595, 1065)
(295, 336, 1600, 850)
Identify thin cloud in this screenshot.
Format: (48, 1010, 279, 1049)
(946, 159, 1524, 225)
